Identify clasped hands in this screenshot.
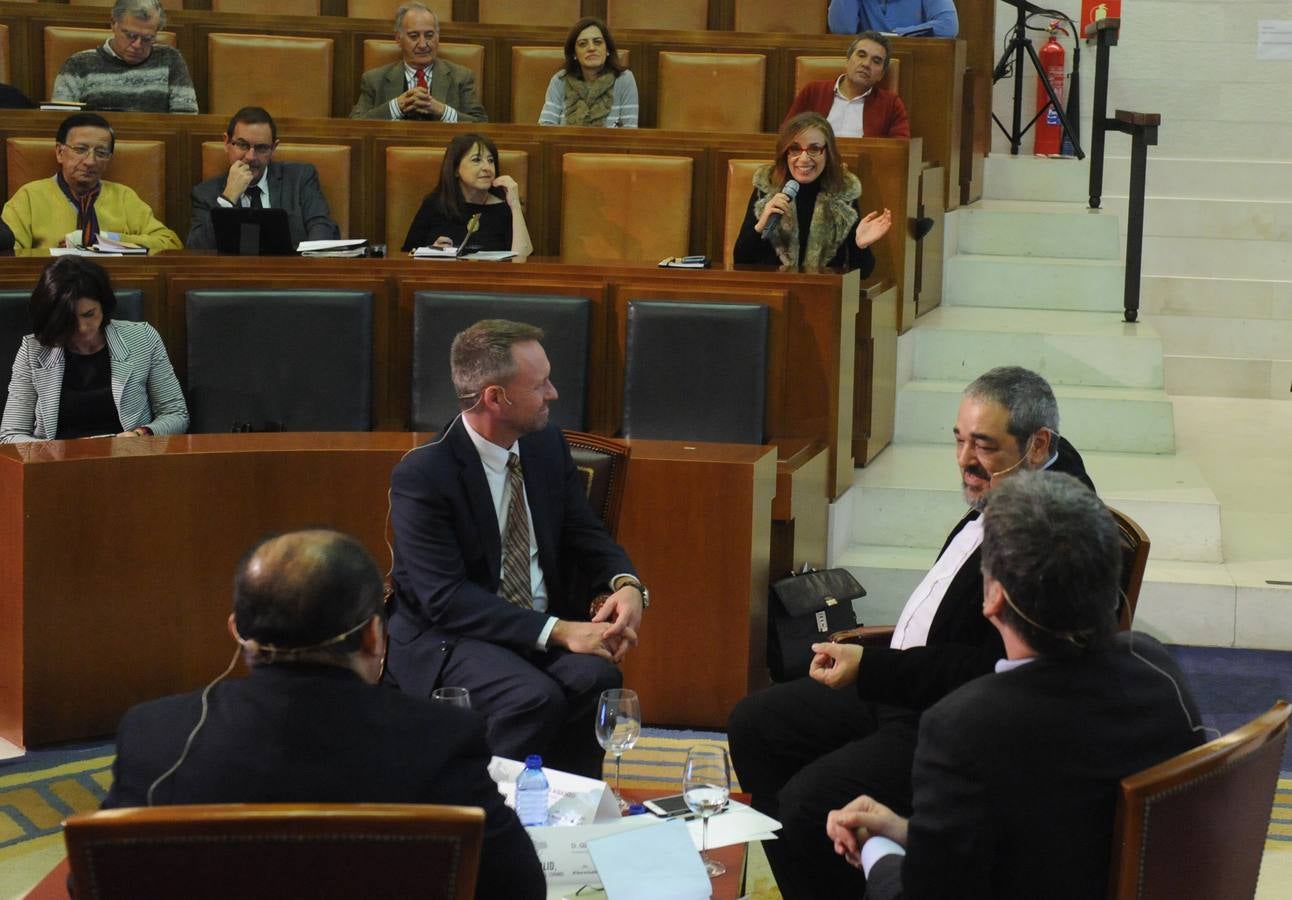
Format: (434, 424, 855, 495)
(397, 85, 446, 119)
(550, 583, 643, 663)
(825, 794, 909, 869)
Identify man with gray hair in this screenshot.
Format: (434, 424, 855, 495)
(350, 2, 487, 121)
(782, 31, 909, 138)
(385, 319, 644, 779)
(824, 471, 1204, 899)
(728, 365, 1095, 899)
(52, 0, 197, 113)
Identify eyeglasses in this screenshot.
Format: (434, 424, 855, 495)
(787, 144, 827, 159)
(231, 139, 275, 155)
(116, 28, 158, 46)
(61, 144, 112, 161)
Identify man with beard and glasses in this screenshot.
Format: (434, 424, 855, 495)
(727, 366, 1095, 899)
(383, 319, 645, 779)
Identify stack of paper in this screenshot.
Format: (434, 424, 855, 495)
(297, 238, 368, 257)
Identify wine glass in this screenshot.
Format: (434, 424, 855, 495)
(431, 687, 471, 708)
(682, 744, 731, 877)
(595, 688, 641, 812)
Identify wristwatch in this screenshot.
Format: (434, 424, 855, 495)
(613, 575, 650, 610)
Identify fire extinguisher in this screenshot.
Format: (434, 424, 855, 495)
(1033, 21, 1068, 156)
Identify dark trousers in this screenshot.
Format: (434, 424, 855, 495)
(437, 637, 622, 779)
(727, 677, 919, 900)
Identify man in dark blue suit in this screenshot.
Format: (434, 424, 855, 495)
(103, 529, 544, 900)
(385, 319, 646, 778)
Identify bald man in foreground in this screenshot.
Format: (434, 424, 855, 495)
(102, 529, 543, 900)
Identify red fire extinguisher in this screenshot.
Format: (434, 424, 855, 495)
(1033, 21, 1068, 156)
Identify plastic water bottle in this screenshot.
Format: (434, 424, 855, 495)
(516, 754, 549, 826)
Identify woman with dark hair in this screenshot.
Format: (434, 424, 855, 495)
(537, 17, 638, 127)
(733, 111, 892, 271)
(1, 256, 188, 442)
(401, 132, 533, 257)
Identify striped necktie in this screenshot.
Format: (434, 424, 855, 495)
(500, 452, 533, 608)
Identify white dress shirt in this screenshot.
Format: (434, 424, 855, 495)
(827, 75, 870, 138)
(462, 418, 556, 648)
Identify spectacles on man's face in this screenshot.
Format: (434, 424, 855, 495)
(787, 143, 827, 159)
(231, 139, 275, 155)
(61, 144, 113, 161)
(116, 27, 158, 46)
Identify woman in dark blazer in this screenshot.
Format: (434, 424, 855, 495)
(1, 257, 188, 442)
(401, 132, 533, 257)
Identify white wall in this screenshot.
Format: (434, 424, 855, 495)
(991, 1, 1292, 161)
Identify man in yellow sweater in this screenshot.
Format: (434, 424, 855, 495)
(1, 112, 181, 251)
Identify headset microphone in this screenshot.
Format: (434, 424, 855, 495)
(761, 179, 800, 240)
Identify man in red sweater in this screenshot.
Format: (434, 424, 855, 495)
(783, 31, 910, 139)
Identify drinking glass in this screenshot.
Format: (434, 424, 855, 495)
(595, 688, 641, 812)
(682, 744, 731, 877)
(431, 687, 471, 708)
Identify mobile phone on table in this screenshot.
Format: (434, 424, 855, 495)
(643, 793, 727, 819)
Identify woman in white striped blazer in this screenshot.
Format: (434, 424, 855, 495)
(1, 257, 188, 443)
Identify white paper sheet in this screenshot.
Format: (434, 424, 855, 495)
(296, 238, 367, 251)
(586, 819, 712, 900)
(683, 799, 781, 850)
(490, 756, 621, 825)
(1258, 21, 1292, 60)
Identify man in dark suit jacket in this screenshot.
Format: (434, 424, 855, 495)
(826, 471, 1205, 899)
(727, 366, 1096, 900)
(102, 529, 544, 900)
(186, 105, 340, 250)
(350, 2, 486, 122)
(385, 319, 646, 779)
(782, 32, 910, 138)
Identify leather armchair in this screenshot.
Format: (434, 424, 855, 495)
(383, 145, 528, 249)
(723, 157, 763, 264)
(64, 803, 485, 900)
(559, 152, 692, 263)
(606, 0, 708, 31)
(200, 141, 352, 238)
(0, 24, 9, 84)
(7, 136, 167, 215)
(207, 33, 334, 118)
(564, 431, 630, 537)
(213, 0, 319, 12)
(1108, 700, 1291, 899)
(185, 289, 374, 433)
(734, 0, 828, 34)
(348, 0, 452, 19)
(656, 51, 766, 133)
(622, 300, 769, 444)
(362, 39, 485, 96)
(479, 0, 578, 27)
(44, 26, 177, 98)
(410, 291, 589, 432)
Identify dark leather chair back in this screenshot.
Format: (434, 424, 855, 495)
(563, 430, 629, 537)
(0, 288, 142, 414)
(185, 290, 373, 433)
(410, 292, 589, 432)
(1108, 700, 1291, 899)
(622, 300, 768, 443)
(64, 802, 485, 900)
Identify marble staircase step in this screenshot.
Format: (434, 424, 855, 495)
(956, 206, 1121, 259)
(944, 255, 1125, 312)
(911, 306, 1164, 389)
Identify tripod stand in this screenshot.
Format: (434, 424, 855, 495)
(993, 0, 1084, 158)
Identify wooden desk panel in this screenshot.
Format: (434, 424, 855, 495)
(0, 433, 778, 745)
(616, 440, 776, 729)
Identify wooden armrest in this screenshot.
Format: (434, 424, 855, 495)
(1084, 17, 1121, 39)
(830, 625, 895, 646)
(1114, 110, 1161, 128)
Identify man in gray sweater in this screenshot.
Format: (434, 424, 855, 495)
(52, 0, 197, 113)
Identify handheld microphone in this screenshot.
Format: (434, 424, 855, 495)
(761, 180, 800, 241)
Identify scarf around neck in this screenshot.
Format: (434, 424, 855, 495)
(562, 71, 616, 126)
(56, 172, 102, 247)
